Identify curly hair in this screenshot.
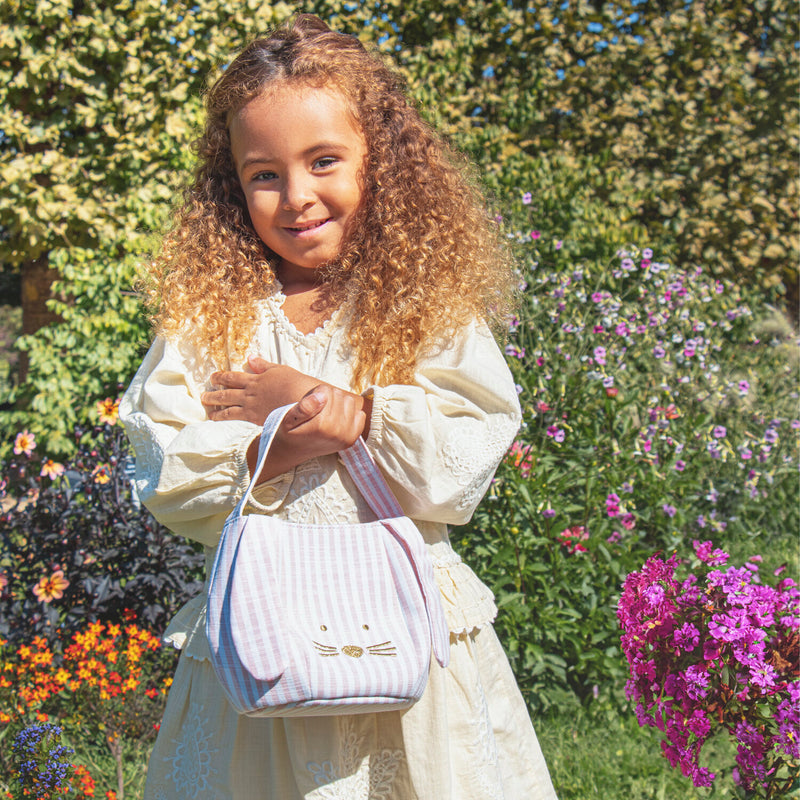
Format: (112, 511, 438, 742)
(148, 14, 513, 388)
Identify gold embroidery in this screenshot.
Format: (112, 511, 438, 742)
(341, 645, 364, 658)
(313, 641, 339, 657)
(367, 642, 397, 657)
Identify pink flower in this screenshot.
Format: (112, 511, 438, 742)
(530, 230, 541, 240)
(40, 460, 65, 479)
(14, 430, 36, 457)
(522, 191, 532, 205)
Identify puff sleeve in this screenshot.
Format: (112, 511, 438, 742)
(364, 321, 521, 526)
(119, 336, 293, 547)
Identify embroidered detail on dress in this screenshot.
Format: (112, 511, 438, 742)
(123, 413, 169, 496)
(439, 415, 518, 511)
(306, 718, 403, 799)
(467, 661, 504, 800)
(166, 702, 219, 798)
(284, 462, 365, 524)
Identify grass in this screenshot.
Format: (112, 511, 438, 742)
(537, 697, 751, 800)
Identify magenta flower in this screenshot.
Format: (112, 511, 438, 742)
(530, 230, 541, 240)
(619, 544, 800, 792)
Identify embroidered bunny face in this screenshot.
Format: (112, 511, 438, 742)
(312, 622, 397, 658)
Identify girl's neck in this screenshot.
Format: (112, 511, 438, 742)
(276, 264, 335, 335)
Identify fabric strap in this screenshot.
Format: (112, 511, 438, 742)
(234, 404, 404, 521)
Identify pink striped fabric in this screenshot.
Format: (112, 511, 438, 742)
(206, 405, 450, 717)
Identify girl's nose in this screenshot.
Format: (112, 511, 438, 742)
(282, 173, 315, 211)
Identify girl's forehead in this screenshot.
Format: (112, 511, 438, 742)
(232, 80, 361, 133)
(229, 82, 367, 166)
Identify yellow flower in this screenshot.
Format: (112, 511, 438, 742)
(40, 459, 65, 479)
(96, 397, 120, 425)
(32, 569, 69, 603)
(13, 430, 36, 456)
(92, 464, 112, 484)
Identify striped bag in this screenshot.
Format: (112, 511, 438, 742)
(206, 404, 450, 717)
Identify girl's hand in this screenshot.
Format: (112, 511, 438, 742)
(202, 356, 318, 424)
(247, 384, 373, 483)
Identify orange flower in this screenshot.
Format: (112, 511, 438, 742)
(32, 569, 69, 602)
(40, 459, 66, 479)
(91, 463, 112, 484)
(0, 573, 7, 593)
(96, 398, 120, 425)
(13, 429, 36, 456)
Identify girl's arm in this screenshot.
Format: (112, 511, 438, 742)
(361, 321, 522, 526)
(200, 357, 372, 482)
(119, 339, 312, 547)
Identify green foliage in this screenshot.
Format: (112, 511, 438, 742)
(1, 0, 796, 452)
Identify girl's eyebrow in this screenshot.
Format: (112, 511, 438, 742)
(239, 142, 352, 172)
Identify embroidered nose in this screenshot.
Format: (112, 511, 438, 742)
(341, 645, 364, 658)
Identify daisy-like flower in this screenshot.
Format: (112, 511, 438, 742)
(40, 460, 65, 480)
(33, 569, 69, 603)
(96, 398, 120, 426)
(92, 464, 112, 485)
(13, 430, 36, 456)
(522, 191, 532, 205)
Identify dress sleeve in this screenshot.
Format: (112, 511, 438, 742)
(364, 321, 521, 525)
(119, 336, 293, 548)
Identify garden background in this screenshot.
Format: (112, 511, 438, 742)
(0, 0, 797, 797)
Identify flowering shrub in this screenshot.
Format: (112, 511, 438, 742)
(618, 541, 799, 797)
(5, 723, 96, 799)
(456, 233, 799, 710)
(0, 623, 174, 797)
(0, 411, 204, 646)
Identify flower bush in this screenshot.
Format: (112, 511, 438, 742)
(0, 623, 174, 797)
(618, 540, 799, 796)
(0, 410, 204, 647)
(456, 224, 799, 710)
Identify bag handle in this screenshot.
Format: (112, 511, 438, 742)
(232, 404, 404, 521)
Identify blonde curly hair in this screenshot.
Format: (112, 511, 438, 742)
(148, 14, 513, 388)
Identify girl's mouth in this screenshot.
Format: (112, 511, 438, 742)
(285, 219, 330, 233)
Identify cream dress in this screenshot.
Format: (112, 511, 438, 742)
(120, 288, 557, 800)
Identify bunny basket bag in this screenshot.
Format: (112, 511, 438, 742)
(206, 404, 451, 718)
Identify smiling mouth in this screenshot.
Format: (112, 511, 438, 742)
(286, 219, 330, 232)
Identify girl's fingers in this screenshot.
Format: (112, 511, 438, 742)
(283, 390, 327, 431)
(201, 388, 244, 407)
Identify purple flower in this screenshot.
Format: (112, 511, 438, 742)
(593, 346, 607, 365)
(653, 345, 666, 358)
(712, 426, 727, 439)
(674, 460, 686, 472)
(738, 380, 750, 395)
(662, 504, 677, 518)
(504, 343, 525, 359)
(522, 191, 532, 205)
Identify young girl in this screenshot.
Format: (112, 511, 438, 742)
(121, 14, 557, 800)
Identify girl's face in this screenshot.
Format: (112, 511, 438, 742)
(230, 83, 367, 285)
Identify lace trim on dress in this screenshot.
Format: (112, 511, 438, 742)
(439, 415, 519, 512)
(260, 285, 342, 347)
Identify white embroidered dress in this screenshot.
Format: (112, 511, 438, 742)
(120, 289, 557, 800)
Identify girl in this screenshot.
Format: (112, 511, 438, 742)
(121, 14, 557, 800)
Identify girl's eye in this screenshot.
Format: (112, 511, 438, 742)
(252, 171, 277, 182)
(313, 157, 337, 170)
